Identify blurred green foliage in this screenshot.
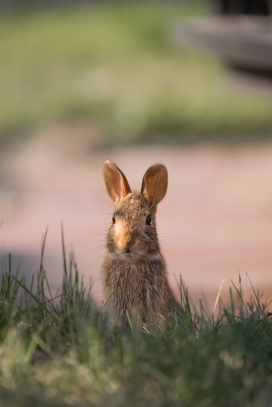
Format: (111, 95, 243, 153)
(0, 2, 272, 144)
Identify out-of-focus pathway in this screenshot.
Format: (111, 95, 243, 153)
(1, 124, 272, 309)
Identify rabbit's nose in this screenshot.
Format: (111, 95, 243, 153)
(116, 233, 131, 251)
(117, 241, 131, 252)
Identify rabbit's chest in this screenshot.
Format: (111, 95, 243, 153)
(106, 261, 162, 308)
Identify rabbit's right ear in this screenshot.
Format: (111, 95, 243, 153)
(103, 160, 131, 207)
(141, 163, 168, 207)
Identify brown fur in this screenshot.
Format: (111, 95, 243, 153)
(101, 161, 176, 330)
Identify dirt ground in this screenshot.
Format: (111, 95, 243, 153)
(1, 123, 272, 311)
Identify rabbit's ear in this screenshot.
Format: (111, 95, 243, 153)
(141, 164, 168, 206)
(103, 160, 131, 207)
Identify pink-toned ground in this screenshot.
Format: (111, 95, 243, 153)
(1, 124, 272, 311)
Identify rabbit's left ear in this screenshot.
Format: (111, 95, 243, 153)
(141, 164, 168, 206)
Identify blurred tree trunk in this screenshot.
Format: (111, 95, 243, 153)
(215, 0, 270, 15)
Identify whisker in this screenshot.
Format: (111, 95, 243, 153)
(77, 241, 106, 250)
(86, 244, 107, 254)
(79, 244, 107, 262)
(78, 233, 106, 239)
(158, 232, 196, 241)
(161, 246, 181, 276)
(93, 192, 114, 212)
(91, 207, 113, 213)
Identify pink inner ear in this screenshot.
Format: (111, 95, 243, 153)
(103, 161, 131, 207)
(113, 191, 120, 208)
(146, 173, 159, 205)
(142, 164, 168, 206)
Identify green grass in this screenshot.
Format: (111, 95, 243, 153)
(0, 230, 272, 406)
(1, 2, 272, 145)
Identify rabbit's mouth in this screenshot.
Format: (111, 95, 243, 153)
(118, 248, 145, 260)
(117, 248, 161, 262)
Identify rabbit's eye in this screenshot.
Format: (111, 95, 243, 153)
(112, 215, 116, 224)
(146, 215, 152, 225)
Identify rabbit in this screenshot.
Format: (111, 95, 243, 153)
(101, 160, 177, 331)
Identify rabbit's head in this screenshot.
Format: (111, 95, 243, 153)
(103, 160, 168, 261)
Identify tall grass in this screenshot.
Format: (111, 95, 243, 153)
(0, 230, 272, 406)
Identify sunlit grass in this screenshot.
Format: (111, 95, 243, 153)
(0, 3, 272, 144)
(0, 229, 272, 406)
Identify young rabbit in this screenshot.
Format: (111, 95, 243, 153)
(101, 160, 176, 330)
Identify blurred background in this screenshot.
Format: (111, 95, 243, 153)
(1, 0, 272, 309)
